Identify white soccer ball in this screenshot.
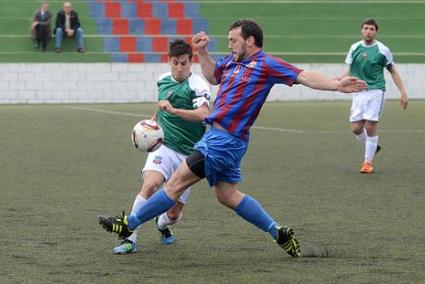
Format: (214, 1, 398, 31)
(131, 120, 164, 153)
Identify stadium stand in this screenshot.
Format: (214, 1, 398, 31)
(1, 1, 424, 63)
(87, 0, 216, 62)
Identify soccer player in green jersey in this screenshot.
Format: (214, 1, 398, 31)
(340, 19, 408, 174)
(112, 39, 211, 254)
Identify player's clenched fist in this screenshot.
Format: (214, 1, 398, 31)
(192, 31, 209, 50)
(158, 100, 176, 115)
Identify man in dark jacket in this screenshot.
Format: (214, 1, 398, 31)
(31, 2, 52, 52)
(54, 2, 85, 53)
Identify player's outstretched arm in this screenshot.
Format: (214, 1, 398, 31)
(192, 32, 218, 85)
(158, 100, 209, 122)
(388, 65, 408, 110)
(296, 70, 367, 93)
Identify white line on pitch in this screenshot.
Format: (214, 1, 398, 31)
(252, 125, 306, 134)
(64, 106, 306, 133)
(64, 106, 425, 135)
(64, 106, 151, 118)
(310, 129, 425, 134)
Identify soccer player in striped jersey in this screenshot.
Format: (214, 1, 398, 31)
(339, 19, 408, 174)
(111, 39, 211, 254)
(98, 20, 367, 257)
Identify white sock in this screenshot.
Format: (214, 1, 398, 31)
(157, 212, 182, 230)
(127, 195, 147, 243)
(365, 135, 378, 163)
(355, 129, 367, 144)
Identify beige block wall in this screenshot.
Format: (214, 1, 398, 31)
(0, 63, 423, 104)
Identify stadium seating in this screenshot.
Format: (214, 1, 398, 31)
(87, 0, 216, 63)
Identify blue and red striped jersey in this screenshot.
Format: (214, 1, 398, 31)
(205, 50, 302, 140)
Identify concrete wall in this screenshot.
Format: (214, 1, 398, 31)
(0, 63, 423, 104)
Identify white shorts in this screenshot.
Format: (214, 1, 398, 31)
(142, 144, 191, 204)
(350, 89, 385, 122)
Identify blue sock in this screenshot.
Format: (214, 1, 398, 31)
(234, 195, 278, 240)
(127, 188, 175, 230)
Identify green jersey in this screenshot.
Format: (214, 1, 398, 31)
(157, 72, 211, 156)
(345, 40, 393, 91)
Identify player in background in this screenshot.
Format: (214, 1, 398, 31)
(98, 19, 367, 257)
(339, 19, 408, 174)
(111, 38, 210, 254)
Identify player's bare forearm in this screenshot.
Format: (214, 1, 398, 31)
(158, 100, 208, 122)
(389, 66, 408, 109)
(198, 49, 218, 85)
(296, 70, 367, 93)
(192, 32, 218, 85)
(392, 72, 408, 97)
(174, 105, 209, 122)
(296, 70, 338, 91)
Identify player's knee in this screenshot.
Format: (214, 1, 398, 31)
(186, 150, 206, 178)
(167, 211, 182, 221)
(215, 190, 233, 208)
(351, 126, 363, 135)
(215, 187, 244, 209)
(350, 122, 364, 135)
(140, 180, 161, 197)
(364, 124, 376, 135)
(216, 195, 229, 206)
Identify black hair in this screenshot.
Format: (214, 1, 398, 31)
(169, 38, 193, 60)
(362, 19, 379, 31)
(228, 19, 263, 48)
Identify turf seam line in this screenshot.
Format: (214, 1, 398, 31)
(64, 106, 151, 118)
(62, 106, 425, 134)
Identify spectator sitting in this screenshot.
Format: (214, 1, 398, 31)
(31, 2, 52, 52)
(54, 2, 85, 53)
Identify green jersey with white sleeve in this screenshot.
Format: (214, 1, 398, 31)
(345, 40, 393, 91)
(157, 72, 210, 156)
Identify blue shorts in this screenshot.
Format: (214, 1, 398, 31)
(194, 127, 248, 187)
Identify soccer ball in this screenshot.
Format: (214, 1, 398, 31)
(131, 120, 164, 153)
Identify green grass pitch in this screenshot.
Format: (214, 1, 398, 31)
(1, 101, 424, 283)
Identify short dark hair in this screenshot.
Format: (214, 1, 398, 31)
(169, 38, 193, 60)
(361, 19, 379, 31)
(229, 19, 263, 48)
